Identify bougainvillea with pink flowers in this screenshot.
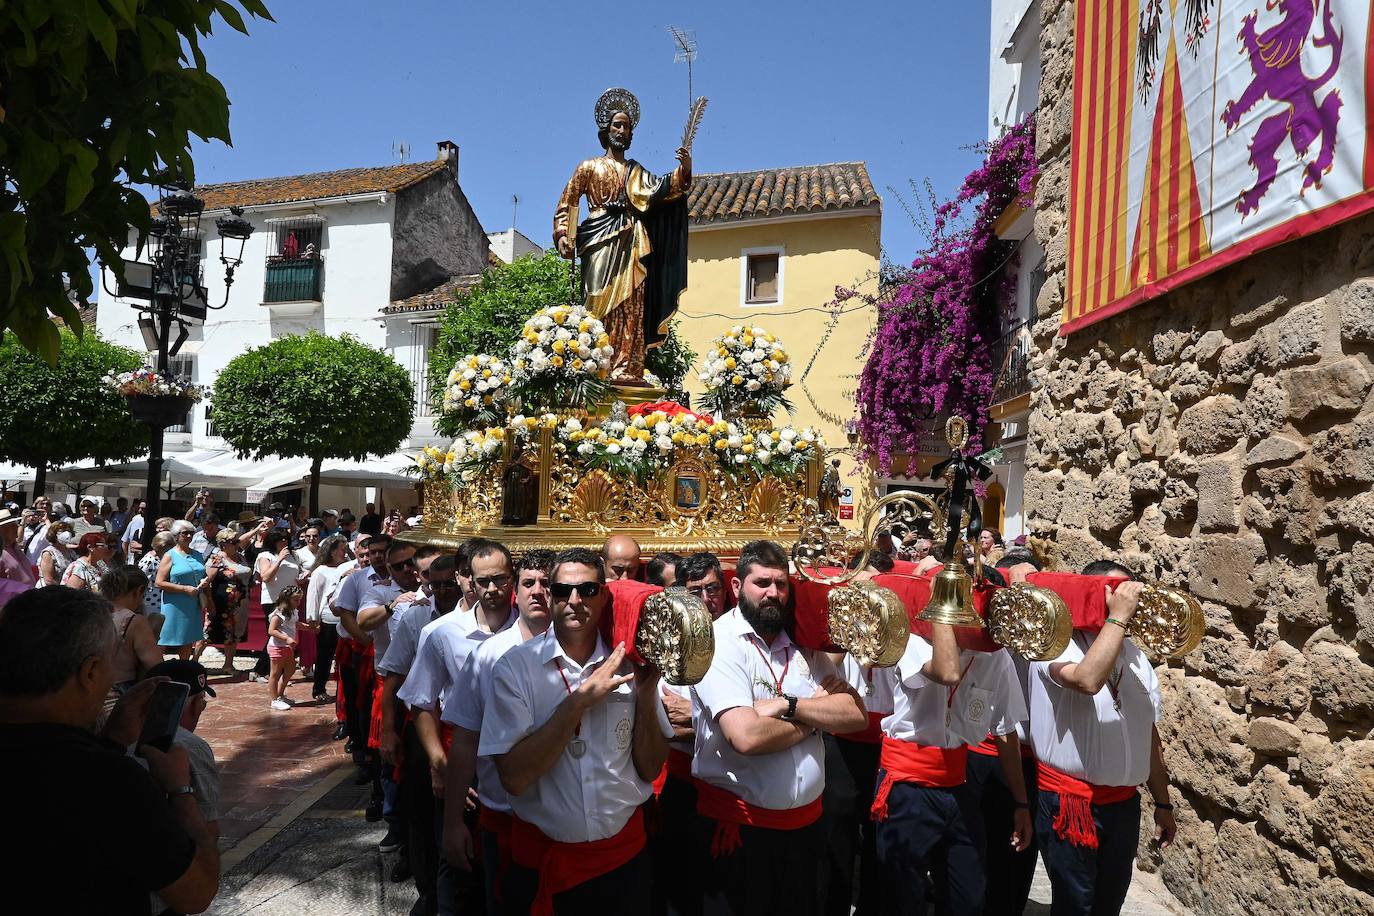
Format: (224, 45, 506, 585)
(856, 114, 1038, 472)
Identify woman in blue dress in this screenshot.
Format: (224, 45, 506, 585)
(156, 520, 210, 659)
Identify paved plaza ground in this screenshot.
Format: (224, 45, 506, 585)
(194, 648, 1189, 916)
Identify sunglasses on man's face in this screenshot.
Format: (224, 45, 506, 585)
(473, 574, 512, 590)
(389, 558, 417, 573)
(550, 581, 602, 600)
(429, 578, 460, 590)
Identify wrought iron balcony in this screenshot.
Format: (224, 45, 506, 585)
(263, 256, 323, 303)
(991, 318, 1032, 405)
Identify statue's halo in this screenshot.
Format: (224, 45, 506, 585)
(595, 87, 641, 130)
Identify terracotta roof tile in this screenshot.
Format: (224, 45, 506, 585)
(690, 162, 878, 225)
(183, 160, 451, 212)
(382, 273, 482, 315)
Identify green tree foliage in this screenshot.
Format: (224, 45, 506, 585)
(210, 333, 413, 514)
(428, 250, 698, 411)
(0, 0, 274, 360)
(646, 319, 697, 402)
(0, 329, 148, 495)
(428, 251, 577, 409)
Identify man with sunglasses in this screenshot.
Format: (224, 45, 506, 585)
(442, 548, 555, 911)
(480, 547, 671, 914)
(397, 540, 517, 915)
(690, 540, 868, 916)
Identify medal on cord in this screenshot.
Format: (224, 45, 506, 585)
(946, 658, 976, 728)
(556, 661, 588, 759)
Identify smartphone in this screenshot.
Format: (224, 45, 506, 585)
(138, 681, 189, 752)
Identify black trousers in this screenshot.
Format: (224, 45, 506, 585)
(651, 773, 704, 916)
(1035, 792, 1140, 916)
(340, 649, 366, 766)
(827, 736, 883, 916)
(313, 625, 338, 695)
(874, 781, 985, 916)
(503, 846, 651, 916)
(964, 751, 1038, 916)
(695, 812, 826, 916)
(401, 720, 484, 915)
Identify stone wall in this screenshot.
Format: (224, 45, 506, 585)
(1029, 3, 1374, 913)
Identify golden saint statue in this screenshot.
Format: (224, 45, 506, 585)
(554, 88, 691, 383)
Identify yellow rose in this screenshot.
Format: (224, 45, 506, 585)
(771, 431, 781, 441)
(714, 439, 728, 450)
(579, 319, 590, 333)
(552, 339, 567, 354)
(695, 433, 710, 447)
(765, 334, 775, 343)
(458, 380, 471, 391)
(731, 375, 743, 385)
(598, 334, 611, 347)
(672, 432, 685, 443)
(795, 440, 808, 449)
(551, 308, 567, 325)
(468, 356, 479, 369)
(743, 444, 755, 454)
(550, 355, 564, 368)
(742, 433, 754, 444)
(717, 346, 728, 357)
(775, 352, 788, 364)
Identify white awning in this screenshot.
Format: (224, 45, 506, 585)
(253, 454, 418, 492)
(50, 448, 420, 495)
(52, 449, 267, 487)
(0, 463, 36, 484)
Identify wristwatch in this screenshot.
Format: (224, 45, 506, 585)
(384, 599, 396, 616)
(781, 693, 798, 720)
(167, 785, 195, 800)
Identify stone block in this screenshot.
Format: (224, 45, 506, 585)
(1285, 357, 1372, 422)
(1334, 492, 1374, 539)
(1313, 740, 1374, 880)
(1335, 276, 1374, 344)
(1219, 337, 1262, 385)
(1194, 329, 1227, 364)
(1088, 471, 1133, 539)
(1158, 672, 1252, 812)
(1248, 718, 1303, 756)
(1245, 434, 1307, 469)
(1055, 469, 1094, 529)
(1246, 640, 1311, 714)
(1264, 562, 1330, 629)
(1311, 418, 1374, 487)
(1230, 287, 1288, 330)
(1244, 375, 1290, 439)
(1189, 533, 1269, 609)
(1296, 733, 1339, 789)
(1057, 413, 1106, 471)
(1250, 764, 1314, 852)
(1308, 641, 1374, 720)
(1265, 302, 1325, 368)
(1127, 461, 1166, 498)
(1021, 467, 1062, 525)
(1178, 394, 1247, 455)
(1160, 477, 1197, 527)
(1197, 457, 1243, 532)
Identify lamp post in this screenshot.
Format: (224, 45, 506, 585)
(106, 180, 253, 549)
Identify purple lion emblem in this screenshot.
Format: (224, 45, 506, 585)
(1220, 0, 1344, 217)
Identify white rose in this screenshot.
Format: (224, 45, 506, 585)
(655, 435, 673, 452)
(734, 453, 748, 465)
(779, 428, 797, 441)
(777, 440, 794, 455)
(757, 449, 771, 463)
(747, 379, 762, 391)
(462, 368, 477, 381)
(654, 421, 671, 436)
(577, 442, 594, 456)
(727, 435, 742, 447)
(535, 315, 553, 330)
(606, 443, 622, 455)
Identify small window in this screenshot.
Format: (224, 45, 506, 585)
(746, 253, 780, 304)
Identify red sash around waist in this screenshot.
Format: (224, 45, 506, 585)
(511, 808, 646, 916)
(694, 780, 822, 857)
(653, 748, 693, 797)
(969, 734, 1001, 757)
(871, 736, 968, 821)
(1036, 761, 1139, 849)
(366, 671, 385, 750)
(836, 711, 887, 745)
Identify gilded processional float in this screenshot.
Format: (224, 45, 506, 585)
(403, 86, 1205, 685)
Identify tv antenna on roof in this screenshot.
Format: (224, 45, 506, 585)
(668, 26, 698, 113)
(392, 141, 411, 163)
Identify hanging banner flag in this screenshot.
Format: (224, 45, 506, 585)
(1064, 0, 1372, 332)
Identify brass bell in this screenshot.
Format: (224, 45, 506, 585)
(917, 552, 985, 629)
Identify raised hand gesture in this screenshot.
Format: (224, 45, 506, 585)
(571, 643, 634, 711)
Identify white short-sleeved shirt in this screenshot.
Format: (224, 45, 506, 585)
(399, 607, 513, 712)
(378, 599, 439, 677)
(1029, 632, 1161, 787)
(442, 620, 530, 812)
(360, 581, 406, 661)
(881, 635, 1027, 749)
(332, 567, 384, 640)
(690, 608, 838, 810)
(479, 630, 671, 843)
(841, 653, 896, 717)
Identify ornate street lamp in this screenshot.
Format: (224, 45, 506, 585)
(103, 181, 253, 547)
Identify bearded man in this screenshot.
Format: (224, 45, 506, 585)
(688, 540, 868, 916)
(553, 87, 690, 382)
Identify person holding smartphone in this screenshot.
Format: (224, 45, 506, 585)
(0, 586, 221, 914)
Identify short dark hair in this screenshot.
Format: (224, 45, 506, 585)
(868, 552, 895, 573)
(387, 540, 417, 560)
(203, 513, 220, 525)
(981, 566, 1008, 587)
(368, 533, 393, 550)
(98, 564, 148, 600)
(1082, 559, 1135, 578)
(550, 547, 605, 583)
(0, 586, 117, 697)
(995, 548, 1041, 571)
(338, 510, 356, 526)
(647, 552, 683, 587)
(263, 530, 289, 553)
(676, 552, 723, 586)
(736, 540, 790, 582)
(429, 554, 458, 577)
(519, 549, 556, 575)
(469, 538, 513, 571)
(414, 544, 443, 561)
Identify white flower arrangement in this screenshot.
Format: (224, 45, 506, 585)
(105, 367, 204, 402)
(697, 325, 792, 417)
(715, 423, 824, 476)
(509, 303, 613, 409)
(441, 354, 512, 422)
(414, 429, 507, 483)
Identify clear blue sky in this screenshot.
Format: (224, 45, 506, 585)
(186, 0, 990, 266)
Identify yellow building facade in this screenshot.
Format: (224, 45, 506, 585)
(679, 163, 882, 507)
